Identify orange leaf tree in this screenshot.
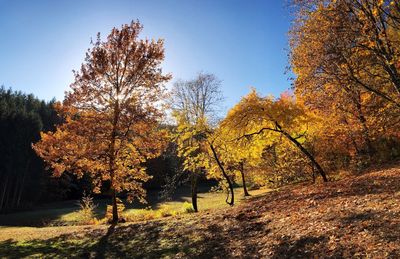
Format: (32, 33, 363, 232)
(33, 21, 171, 223)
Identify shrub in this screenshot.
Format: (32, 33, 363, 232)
(182, 201, 195, 213)
(123, 208, 156, 222)
(76, 192, 98, 225)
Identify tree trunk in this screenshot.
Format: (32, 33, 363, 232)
(276, 124, 328, 182)
(111, 188, 119, 223)
(355, 99, 374, 159)
(0, 176, 8, 212)
(109, 99, 120, 223)
(239, 162, 250, 197)
(17, 158, 30, 208)
(209, 143, 234, 206)
(311, 164, 316, 183)
(191, 173, 198, 212)
(11, 177, 19, 210)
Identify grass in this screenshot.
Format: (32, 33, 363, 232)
(1, 164, 400, 257)
(121, 187, 269, 222)
(0, 186, 271, 258)
(0, 186, 271, 227)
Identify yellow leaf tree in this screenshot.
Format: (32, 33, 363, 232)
(171, 73, 225, 211)
(33, 21, 170, 223)
(290, 0, 400, 166)
(223, 90, 328, 182)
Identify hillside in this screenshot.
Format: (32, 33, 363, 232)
(1, 163, 400, 258)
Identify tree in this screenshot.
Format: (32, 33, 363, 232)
(290, 0, 400, 107)
(33, 21, 170, 223)
(171, 72, 224, 211)
(222, 90, 328, 182)
(0, 87, 60, 213)
(290, 0, 400, 167)
(170, 73, 224, 124)
(207, 124, 264, 197)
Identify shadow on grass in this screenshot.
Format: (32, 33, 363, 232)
(0, 217, 233, 258)
(0, 185, 215, 227)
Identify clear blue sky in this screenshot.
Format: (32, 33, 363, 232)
(0, 0, 293, 111)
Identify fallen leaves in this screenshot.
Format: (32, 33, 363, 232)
(1, 163, 400, 258)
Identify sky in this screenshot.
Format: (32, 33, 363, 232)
(0, 0, 293, 111)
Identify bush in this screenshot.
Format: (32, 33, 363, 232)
(123, 208, 156, 222)
(76, 192, 98, 225)
(182, 201, 195, 213)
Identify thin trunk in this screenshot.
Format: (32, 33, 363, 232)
(209, 143, 234, 206)
(359, 114, 374, 159)
(191, 173, 198, 212)
(11, 177, 19, 210)
(239, 162, 250, 197)
(111, 188, 118, 223)
(4, 178, 11, 212)
(109, 99, 120, 223)
(0, 176, 8, 212)
(16, 158, 30, 208)
(311, 164, 316, 184)
(355, 97, 374, 159)
(276, 123, 328, 182)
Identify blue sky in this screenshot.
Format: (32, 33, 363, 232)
(0, 0, 293, 111)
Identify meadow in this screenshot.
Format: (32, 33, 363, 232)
(0, 186, 270, 227)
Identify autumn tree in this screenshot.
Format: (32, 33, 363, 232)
(33, 21, 170, 223)
(171, 72, 224, 211)
(207, 123, 265, 197)
(291, 0, 400, 107)
(223, 90, 328, 182)
(204, 128, 236, 205)
(290, 0, 400, 166)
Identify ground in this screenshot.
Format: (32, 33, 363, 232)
(0, 185, 268, 227)
(1, 163, 400, 258)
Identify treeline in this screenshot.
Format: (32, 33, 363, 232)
(0, 87, 60, 212)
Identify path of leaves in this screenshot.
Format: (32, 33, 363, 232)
(1, 163, 400, 258)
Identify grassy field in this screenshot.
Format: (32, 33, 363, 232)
(0, 186, 270, 258)
(0, 185, 270, 227)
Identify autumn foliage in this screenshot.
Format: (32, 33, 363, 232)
(33, 21, 170, 222)
(29, 1, 400, 221)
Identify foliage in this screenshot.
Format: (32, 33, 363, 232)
(181, 201, 195, 213)
(221, 89, 328, 183)
(290, 0, 400, 171)
(76, 192, 98, 225)
(33, 21, 170, 222)
(171, 72, 225, 211)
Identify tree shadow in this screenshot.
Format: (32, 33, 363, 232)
(270, 234, 365, 258)
(339, 210, 400, 244)
(0, 216, 233, 258)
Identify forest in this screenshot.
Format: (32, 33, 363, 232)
(0, 0, 400, 258)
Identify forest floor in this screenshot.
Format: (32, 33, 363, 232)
(1, 162, 400, 258)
